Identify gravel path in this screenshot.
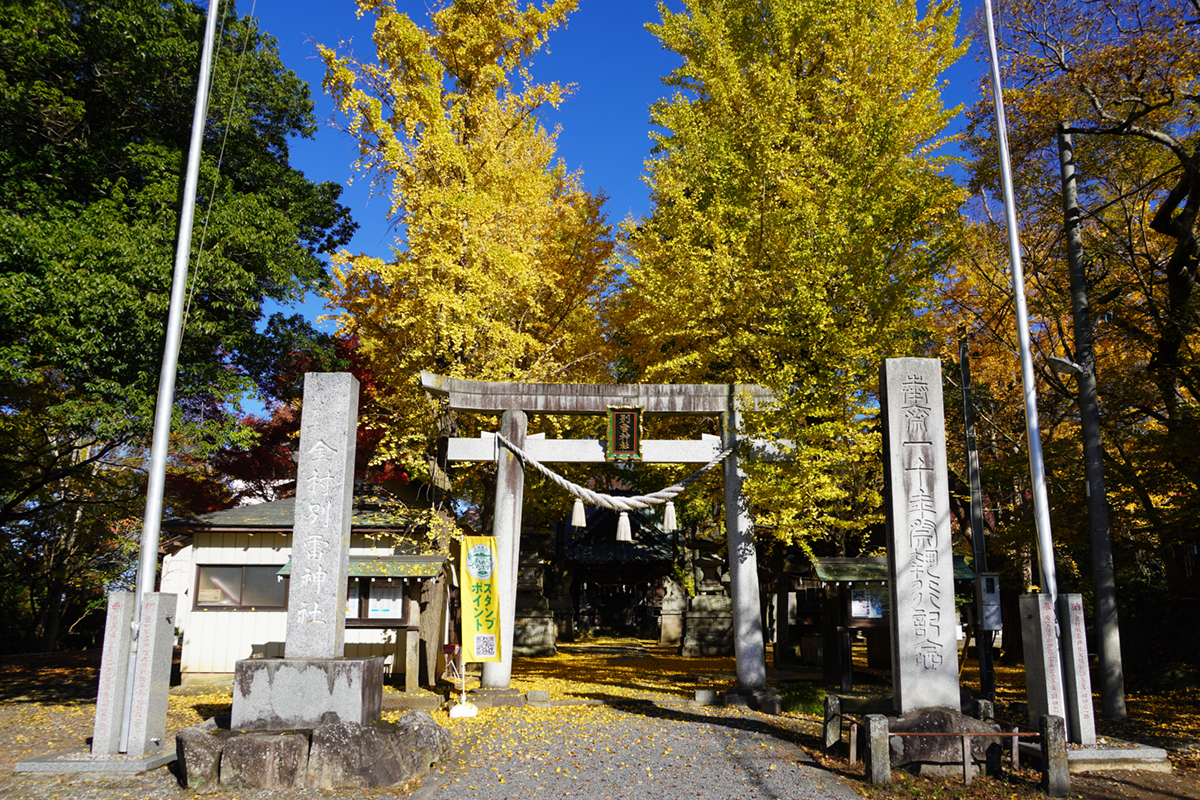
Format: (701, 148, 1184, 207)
(0, 700, 861, 800)
(414, 703, 862, 800)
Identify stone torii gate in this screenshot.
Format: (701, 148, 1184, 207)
(420, 373, 777, 699)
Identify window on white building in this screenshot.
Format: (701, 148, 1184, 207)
(195, 565, 288, 609)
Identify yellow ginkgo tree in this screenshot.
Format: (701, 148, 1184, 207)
(613, 0, 966, 553)
(319, 0, 614, 474)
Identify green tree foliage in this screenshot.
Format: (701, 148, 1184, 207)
(614, 0, 965, 554)
(0, 0, 355, 651)
(319, 0, 615, 479)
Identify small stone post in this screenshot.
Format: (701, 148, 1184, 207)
(92, 592, 135, 755)
(1040, 714, 1070, 797)
(865, 714, 891, 785)
(1058, 593, 1097, 744)
(125, 593, 177, 757)
(1020, 594, 1067, 726)
(823, 694, 842, 752)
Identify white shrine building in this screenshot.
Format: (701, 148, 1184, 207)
(161, 484, 457, 687)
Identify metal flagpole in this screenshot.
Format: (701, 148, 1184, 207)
(119, 0, 220, 752)
(980, 0, 1059, 604)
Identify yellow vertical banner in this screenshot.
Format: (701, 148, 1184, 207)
(461, 536, 502, 663)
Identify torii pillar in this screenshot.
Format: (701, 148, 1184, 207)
(724, 396, 767, 691)
(422, 373, 772, 696)
(482, 408, 526, 690)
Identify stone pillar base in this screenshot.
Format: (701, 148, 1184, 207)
(659, 612, 683, 646)
(513, 610, 557, 657)
(679, 610, 733, 657)
(469, 688, 525, 708)
(230, 657, 384, 731)
(724, 687, 781, 714)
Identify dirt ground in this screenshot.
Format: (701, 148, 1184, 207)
(0, 646, 1195, 800)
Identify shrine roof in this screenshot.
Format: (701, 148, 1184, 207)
(812, 556, 976, 583)
(164, 486, 431, 532)
(276, 555, 445, 579)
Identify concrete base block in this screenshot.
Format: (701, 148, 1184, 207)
(469, 688, 525, 708)
(230, 657, 384, 731)
(1019, 738, 1173, 774)
(14, 747, 175, 774)
(381, 689, 444, 712)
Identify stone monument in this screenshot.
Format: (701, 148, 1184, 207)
(680, 555, 734, 657)
(231, 373, 384, 731)
(1058, 593, 1097, 744)
(546, 563, 575, 643)
(881, 358, 961, 713)
(1019, 593, 1067, 728)
(91, 591, 177, 758)
(659, 577, 687, 646)
(512, 552, 556, 656)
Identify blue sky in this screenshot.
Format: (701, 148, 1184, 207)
(247, 0, 989, 328)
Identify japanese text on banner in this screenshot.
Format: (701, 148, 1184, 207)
(461, 536, 502, 663)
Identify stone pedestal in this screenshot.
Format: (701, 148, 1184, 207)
(680, 594, 733, 657)
(513, 609, 557, 656)
(230, 657, 385, 731)
(660, 611, 684, 646)
(724, 686, 781, 714)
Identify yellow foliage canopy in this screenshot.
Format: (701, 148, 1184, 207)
(613, 0, 966, 549)
(318, 0, 614, 472)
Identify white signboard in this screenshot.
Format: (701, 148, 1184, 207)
(851, 589, 883, 619)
